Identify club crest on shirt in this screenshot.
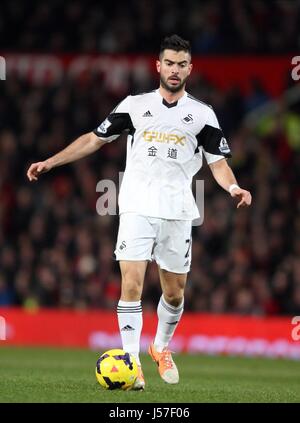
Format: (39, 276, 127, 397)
(97, 118, 112, 134)
(219, 137, 230, 154)
(181, 113, 194, 124)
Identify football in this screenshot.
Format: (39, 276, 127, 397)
(95, 349, 138, 390)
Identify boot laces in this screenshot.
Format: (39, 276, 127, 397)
(161, 349, 174, 369)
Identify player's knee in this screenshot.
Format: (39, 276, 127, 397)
(163, 291, 184, 308)
(121, 279, 142, 300)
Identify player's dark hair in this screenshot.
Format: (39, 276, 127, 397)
(159, 35, 191, 58)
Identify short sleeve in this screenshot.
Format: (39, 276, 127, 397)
(196, 107, 232, 164)
(93, 96, 134, 142)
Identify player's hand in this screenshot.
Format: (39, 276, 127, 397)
(230, 187, 252, 208)
(27, 160, 52, 181)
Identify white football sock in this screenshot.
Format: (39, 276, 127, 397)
(154, 295, 184, 352)
(117, 300, 142, 366)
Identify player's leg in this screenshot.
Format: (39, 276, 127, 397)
(118, 260, 147, 365)
(115, 213, 155, 389)
(154, 268, 186, 350)
(148, 269, 186, 384)
(118, 260, 148, 390)
(149, 219, 192, 384)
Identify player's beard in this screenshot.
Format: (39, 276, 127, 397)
(160, 74, 188, 93)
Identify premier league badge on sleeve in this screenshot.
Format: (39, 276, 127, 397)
(97, 118, 112, 134)
(219, 137, 230, 154)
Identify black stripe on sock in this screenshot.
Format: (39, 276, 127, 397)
(117, 305, 142, 308)
(117, 307, 142, 311)
(160, 299, 183, 315)
(117, 310, 142, 314)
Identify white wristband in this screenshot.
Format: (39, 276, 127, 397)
(229, 184, 239, 194)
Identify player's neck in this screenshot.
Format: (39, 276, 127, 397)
(158, 86, 185, 104)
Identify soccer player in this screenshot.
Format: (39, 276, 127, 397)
(27, 35, 252, 390)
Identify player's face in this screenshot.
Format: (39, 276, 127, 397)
(157, 49, 193, 93)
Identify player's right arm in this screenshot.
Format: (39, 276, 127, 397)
(27, 131, 106, 181)
(27, 95, 132, 182)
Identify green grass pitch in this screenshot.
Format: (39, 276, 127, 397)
(0, 346, 299, 403)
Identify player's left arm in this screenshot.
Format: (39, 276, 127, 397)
(209, 158, 252, 208)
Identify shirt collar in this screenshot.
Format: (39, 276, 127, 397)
(156, 89, 187, 108)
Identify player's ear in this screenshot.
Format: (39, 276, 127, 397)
(156, 59, 161, 73)
(188, 63, 193, 75)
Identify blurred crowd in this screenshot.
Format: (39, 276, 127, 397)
(0, 0, 300, 314)
(1, 63, 300, 315)
(1, 0, 300, 54)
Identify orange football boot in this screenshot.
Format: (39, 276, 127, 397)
(148, 342, 179, 384)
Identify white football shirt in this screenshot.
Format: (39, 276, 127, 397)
(94, 89, 231, 220)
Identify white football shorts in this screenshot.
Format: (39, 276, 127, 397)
(114, 213, 192, 274)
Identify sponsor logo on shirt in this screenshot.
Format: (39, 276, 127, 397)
(143, 131, 186, 146)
